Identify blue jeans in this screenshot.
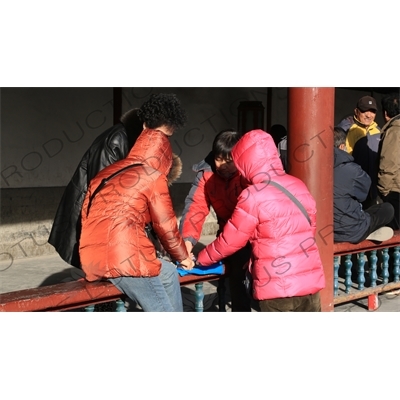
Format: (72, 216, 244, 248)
(109, 259, 183, 312)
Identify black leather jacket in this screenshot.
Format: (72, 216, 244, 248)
(48, 109, 142, 267)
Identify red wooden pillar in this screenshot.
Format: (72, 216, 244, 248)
(287, 88, 335, 311)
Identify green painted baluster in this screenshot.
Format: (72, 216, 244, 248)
(393, 246, 400, 283)
(333, 256, 340, 297)
(194, 282, 204, 312)
(115, 299, 127, 312)
(369, 250, 378, 287)
(85, 305, 95, 312)
(381, 248, 390, 284)
(344, 254, 353, 293)
(357, 252, 365, 290)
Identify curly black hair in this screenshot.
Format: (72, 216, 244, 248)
(137, 93, 187, 131)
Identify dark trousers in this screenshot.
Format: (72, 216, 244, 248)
(380, 191, 400, 230)
(224, 244, 252, 312)
(259, 292, 321, 312)
(359, 202, 395, 241)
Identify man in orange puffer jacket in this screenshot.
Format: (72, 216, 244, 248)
(80, 94, 194, 312)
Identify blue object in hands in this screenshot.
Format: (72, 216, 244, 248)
(177, 261, 224, 277)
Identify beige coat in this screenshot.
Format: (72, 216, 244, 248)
(377, 115, 400, 196)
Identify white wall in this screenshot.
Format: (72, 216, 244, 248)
(1, 87, 114, 188)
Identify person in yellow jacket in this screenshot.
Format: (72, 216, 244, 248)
(346, 95, 381, 206)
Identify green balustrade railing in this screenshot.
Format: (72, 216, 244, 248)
(334, 242, 400, 310)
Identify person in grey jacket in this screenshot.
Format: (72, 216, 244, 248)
(333, 127, 394, 243)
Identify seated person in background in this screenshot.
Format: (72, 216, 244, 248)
(346, 95, 381, 207)
(179, 129, 252, 311)
(333, 127, 394, 243)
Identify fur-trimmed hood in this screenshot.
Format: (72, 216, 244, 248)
(168, 153, 182, 186)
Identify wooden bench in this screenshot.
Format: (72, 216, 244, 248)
(334, 230, 400, 256)
(333, 230, 400, 310)
(0, 269, 227, 312)
(5, 230, 399, 312)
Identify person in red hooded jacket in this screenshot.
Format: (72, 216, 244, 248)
(197, 129, 325, 312)
(79, 93, 194, 312)
(179, 129, 251, 311)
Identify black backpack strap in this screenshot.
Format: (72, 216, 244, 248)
(264, 180, 311, 225)
(86, 163, 143, 216)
